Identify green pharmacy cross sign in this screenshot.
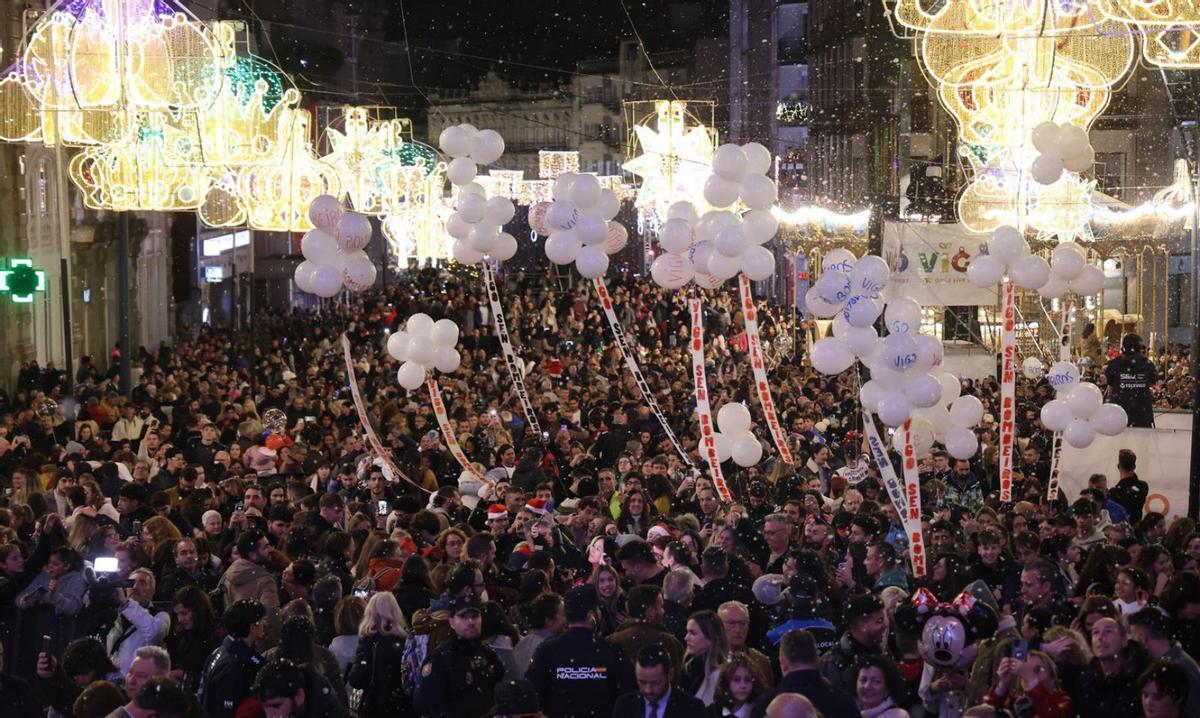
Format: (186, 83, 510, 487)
(0, 259, 47, 303)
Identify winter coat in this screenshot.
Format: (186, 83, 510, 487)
(198, 635, 265, 718)
(220, 558, 280, 648)
(347, 632, 410, 718)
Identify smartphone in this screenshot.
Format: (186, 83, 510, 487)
(542, 431, 550, 440)
(560, 423, 568, 432)
(131, 520, 142, 536)
(305, 415, 316, 422)
(1011, 638, 1029, 662)
(377, 500, 389, 515)
(94, 556, 119, 574)
(354, 588, 369, 598)
(41, 635, 51, 655)
(235, 503, 245, 513)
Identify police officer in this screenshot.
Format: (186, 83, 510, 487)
(526, 585, 635, 717)
(1104, 333, 1158, 428)
(414, 594, 505, 718)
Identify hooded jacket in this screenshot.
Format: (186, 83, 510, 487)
(221, 559, 280, 647)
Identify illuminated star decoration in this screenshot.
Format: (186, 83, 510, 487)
(622, 100, 713, 217)
(321, 107, 391, 213)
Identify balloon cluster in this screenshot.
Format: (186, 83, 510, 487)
(536, 173, 627, 279)
(437, 126, 518, 265)
(387, 314, 463, 391)
(1039, 362, 1128, 448)
(713, 403, 764, 468)
(294, 195, 377, 297)
(649, 201, 776, 288)
(805, 250, 890, 332)
(686, 143, 780, 282)
(1038, 242, 1104, 299)
(1031, 122, 1095, 185)
(966, 225, 1049, 291)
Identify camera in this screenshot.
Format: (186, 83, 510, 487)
(87, 556, 134, 590)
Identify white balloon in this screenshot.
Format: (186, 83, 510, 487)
(574, 245, 610, 279)
(596, 189, 621, 220)
(1046, 360, 1080, 393)
(869, 355, 906, 389)
(301, 228, 340, 265)
(741, 142, 773, 175)
(1031, 122, 1062, 156)
(668, 201, 700, 225)
(915, 403, 953, 438)
(1040, 399, 1073, 432)
(308, 194, 343, 230)
(989, 225, 1028, 266)
(742, 208, 779, 245)
(1066, 381, 1103, 419)
(703, 175, 740, 208)
(468, 224, 499, 253)
(1022, 356, 1045, 380)
(1058, 124, 1090, 159)
(458, 123, 479, 138)
(1063, 146, 1095, 173)
(859, 380, 886, 411)
(1039, 272, 1069, 299)
(967, 255, 1005, 287)
(821, 248, 857, 274)
(945, 426, 979, 460)
(386, 331, 410, 361)
(841, 324, 879, 358)
(407, 337, 436, 367)
(909, 417, 938, 456)
(1064, 418, 1095, 449)
(545, 231, 582, 265)
(407, 313, 434, 335)
(904, 373, 944, 409)
(717, 403, 753, 435)
(469, 129, 505, 165)
(691, 241, 715, 272)
(715, 225, 748, 258)
(949, 394, 984, 428)
(552, 174, 576, 202)
(911, 334, 944, 375)
(492, 232, 519, 261)
(1091, 403, 1128, 436)
(1010, 255, 1050, 290)
(575, 212, 609, 246)
(707, 250, 742, 280)
(885, 297, 922, 335)
(651, 252, 694, 289)
(446, 212, 472, 241)
(309, 265, 343, 297)
(433, 347, 462, 374)
(438, 125, 472, 158)
(879, 333, 920, 374)
(430, 319, 460, 348)
(740, 174, 778, 210)
(452, 239, 485, 265)
(459, 181, 487, 197)
(569, 173, 602, 210)
(1068, 265, 1104, 296)
(602, 222, 629, 255)
(484, 197, 516, 226)
(458, 193, 487, 224)
(1051, 242, 1087, 280)
(693, 272, 724, 290)
(340, 251, 377, 292)
(937, 372, 961, 405)
(546, 201, 579, 232)
(713, 432, 733, 462)
(1031, 154, 1064, 185)
(396, 361, 426, 390)
(843, 294, 884, 328)
(811, 337, 855, 375)
(817, 270, 852, 305)
(528, 202, 554, 236)
(731, 434, 763, 467)
(804, 287, 841, 319)
(712, 144, 749, 180)
(849, 255, 889, 295)
(446, 157, 477, 186)
(740, 246, 776, 281)
(877, 392, 913, 427)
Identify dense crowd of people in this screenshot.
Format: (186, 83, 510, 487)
(0, 265, 1196, 718)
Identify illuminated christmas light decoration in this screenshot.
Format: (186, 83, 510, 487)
(538, 150, 580, 179)
(622, 100, 714, 217)
(773, 205, 870, 232)
(237, 109, 341, 231)
(381, 163, 453, 260)
(68, 119, 212, 211)
(776, 101, 812, 125)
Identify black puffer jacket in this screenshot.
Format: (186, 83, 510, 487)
(347, 632, 410, 718)
(198, 635, 265, 718)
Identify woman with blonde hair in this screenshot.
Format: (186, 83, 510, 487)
(348, 592, 410, 716)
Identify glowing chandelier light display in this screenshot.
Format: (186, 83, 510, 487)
(622, 100, 714, 218)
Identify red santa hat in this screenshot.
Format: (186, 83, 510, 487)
(525, 498, 549, 516)
(646, 524, 673, 542)
(487, 504, 508, 521)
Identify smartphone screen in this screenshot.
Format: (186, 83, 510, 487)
(377, 500, 388, 515)
(354, 589, 369, 598)
(94, 556, 119, 574)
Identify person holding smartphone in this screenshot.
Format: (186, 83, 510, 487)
(984, 649, 1073, 717)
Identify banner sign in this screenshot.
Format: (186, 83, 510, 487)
(999, 281, 1017, 502)
(340, 335, 429, 494)
(427, 377, 491, 485)
(481, 263, 542, 439)
(901, 421, 927, 578)
(1047, 301, 1073, 502)
(863, 413, 911, 529)
(882, 222, 996, 307)
(689, 299, 731, 501)
(593, 277, 693, 466)
(739, 275, 795, 464)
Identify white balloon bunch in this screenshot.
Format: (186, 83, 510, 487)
(648, 201, 775, 288)
(438, 123, 506, 185)
(1038, 242, 1104, 299)
(687, 143, 779, 282)
(1030, 121, 1095, 185)
(438, 126, 518, 265)
(966, 225, 1050, 291)
(804, 250, 890, 330)
(1038, 362, 1128, 447)
(713, 403, 763, 468)
(539, 173, 626, 279)
(387, 314, 463, 391)
(294, 195, 377, 297)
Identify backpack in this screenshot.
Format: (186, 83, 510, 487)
(352, 566, 399, 595)
(399, 633, 430, 697)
